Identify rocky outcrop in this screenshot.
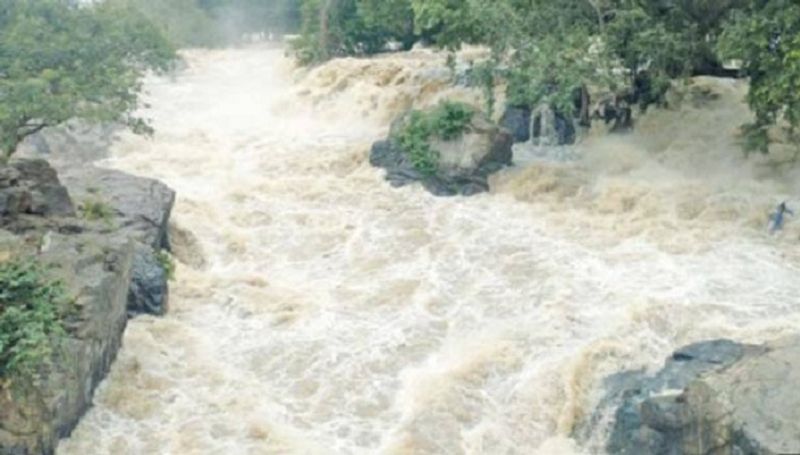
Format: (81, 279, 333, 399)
(0, 232, 134, 455)
(370, 113, 513, 196)
(587, 337, 800, 455)
(58, 166, 175, 317)
(0, 157, 175, 454)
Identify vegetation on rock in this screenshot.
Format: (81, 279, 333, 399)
(393, 101, 475, 176)
(79, 199, 116, 225)
(156, 250, 176, 281)
(0, 259, 72, 385)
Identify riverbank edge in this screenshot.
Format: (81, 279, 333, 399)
(0, 131, 175, 454)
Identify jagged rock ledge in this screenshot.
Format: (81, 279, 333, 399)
(581, 337, 800, 455)
(0, 156, 175, 454)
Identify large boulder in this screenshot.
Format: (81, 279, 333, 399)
(585, 337, 800, 455)
(0, 154, 175, 453)
(57, 166, 175, 317)
(370, 112, 513, 196)
(58, 166, 174, 250)
(0, 232, 134, 455)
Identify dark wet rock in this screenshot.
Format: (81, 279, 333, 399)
(370, 112, 513, 197)
(584, 337, 800, 455)
(500, 106, 532, 143)
(127, 245, 169, 317)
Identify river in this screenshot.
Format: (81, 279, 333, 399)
(58, 46, 800, 454)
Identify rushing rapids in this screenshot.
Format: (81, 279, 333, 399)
(58, 47, 800, 454)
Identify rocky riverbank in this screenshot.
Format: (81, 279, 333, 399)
(0, 133, 175, 454)
(581, 337, 800, 455)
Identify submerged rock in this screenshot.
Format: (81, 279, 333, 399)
(370, 112, 513, 196)
(586, 337, 800, 455)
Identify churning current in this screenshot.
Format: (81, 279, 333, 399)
(58, 47, 800, 455)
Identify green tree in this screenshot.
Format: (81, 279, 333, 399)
(0, 0, 176, 163)
(718, 0, 800, 154)
(293, 0, 415, 63)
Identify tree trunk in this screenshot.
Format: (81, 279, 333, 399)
(319, 0, 336, 60)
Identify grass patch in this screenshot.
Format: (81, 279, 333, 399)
(394, 101, 475, 176)
(79, 199, 115, 225)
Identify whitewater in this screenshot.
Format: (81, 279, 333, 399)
(58, 46, 800, 454)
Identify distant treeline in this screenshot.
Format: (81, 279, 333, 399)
(108, 0, 302, 47)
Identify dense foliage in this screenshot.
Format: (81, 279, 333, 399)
(293, 0, 414, 63)
(0, 0, 176, 162)
(295, 0, 800, 153)
(718, 0, 800, 154)
(394, 101, 474, 176)
(0, 260, 71, 383)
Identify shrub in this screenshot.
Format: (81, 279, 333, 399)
(394, 101, 474, 176)
(0, 260, 71, 383)
(79, 199, 115, 225)
(155, 250, 176, 281)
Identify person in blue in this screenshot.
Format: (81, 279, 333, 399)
(769, 202, 794, 233)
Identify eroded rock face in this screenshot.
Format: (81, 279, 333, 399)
(0, 160, 74, 219)
(370, 113, 513, 196)
(0, 157, 175, 454)
(587, 337, 800, 455)
(0, 233, 134, 455)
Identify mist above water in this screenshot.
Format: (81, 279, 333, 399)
(58, 47, 800, 454)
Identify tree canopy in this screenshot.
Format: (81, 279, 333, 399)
(0, 0, 176, 162)
(293, 0, 800, 154)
